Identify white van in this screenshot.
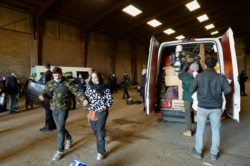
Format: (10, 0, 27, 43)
(31, 65, 92, 83)
(145, 28, 241, 122)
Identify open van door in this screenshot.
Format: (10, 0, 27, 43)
(220, 28, 241, 122)
(145, 36, 159, 115)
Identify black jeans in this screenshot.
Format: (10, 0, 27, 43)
(89, 110, 108, 154)
(42, 101, 56, 129)
(122, 86, 130, 98)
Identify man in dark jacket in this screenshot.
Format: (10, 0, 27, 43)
(121, 72, 130, 99)
(238, 70, 248, 96)
(4, 72, 18, 114)
(189, 57, 231, 161)
(139, 68, 147, 112)
(37, 62, 56, 132)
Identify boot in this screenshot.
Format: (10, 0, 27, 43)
(40, 125, 51, 132)
(183, 130, 192, 137)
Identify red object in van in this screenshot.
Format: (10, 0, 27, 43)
(161, 99, 171, 108)
(165, 56, 171, 66)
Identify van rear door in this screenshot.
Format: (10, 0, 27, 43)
(145, 36, 159, 115)
(220, 28, 241, 122)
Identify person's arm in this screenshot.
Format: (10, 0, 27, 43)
(189, 76, 198, 93)
(68, 81, 88, 104)
(221, 75, 232, 95)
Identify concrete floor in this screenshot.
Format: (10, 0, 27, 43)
(0, 83, 249, 166)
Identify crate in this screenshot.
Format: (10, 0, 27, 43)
(172, 99, 184, 110)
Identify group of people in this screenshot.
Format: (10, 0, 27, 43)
(178, 57, 232, 161)
(2, 56, 245, 162)
(37, 65, 114, 161)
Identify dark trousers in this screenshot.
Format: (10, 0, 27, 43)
(89, 110, 108, 154)
(42, 101, 56, 129)
(240, 83, 246, 95)
(52, 109, 72, 152)
(122, 86, 130, 99)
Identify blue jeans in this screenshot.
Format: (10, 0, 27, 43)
(8, 94, 17, 112)
(52, 110, 72, 152)
(89, 110, 108, 154)
(195, 106, 222, 155)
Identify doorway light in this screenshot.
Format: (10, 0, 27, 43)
(147, 19, 162, 28)
(185, 0, 200, 12)
(176, 35, 185, 40)
(163, 28, 176, 35)
(211, 31, 219, 35)
(205, 24, 215, 30)
(122, 5, 142, 17)
(197, 14, 209, 22)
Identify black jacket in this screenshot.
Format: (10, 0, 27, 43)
(189, 68, 231, 109)
(37, 70, 53, 85)
(4, 74, 18, 95)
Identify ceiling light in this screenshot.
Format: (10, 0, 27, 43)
(197, 14, 209, 22)
(122, 5, 142, 17)
(147, 19, 162, 28)
(211, 31, 219, 35)
(205, 24, 215, 30)
(185, 0, 200, 12)
(176, 35, 185, 40)
(163, 28, 175, 35)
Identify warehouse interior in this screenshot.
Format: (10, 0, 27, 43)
(0, 0, 250, 83)
(0, 1, 250, 165)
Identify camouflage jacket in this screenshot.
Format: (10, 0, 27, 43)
(41, 78, 86, 111)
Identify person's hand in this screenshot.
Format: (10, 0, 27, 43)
(227, 79, 232, 84)
(39, 95, 45, 101)
(83, 100, 88, 106)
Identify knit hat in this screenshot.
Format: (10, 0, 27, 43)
(189, 63, 199, 71)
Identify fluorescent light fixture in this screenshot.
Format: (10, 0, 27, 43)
(147, 19, 162, 28)
(205, 24, 215, 30)
(163, 28, 176, 35)
(122, 5, 142, 17)
(211, 31, 219, 35)
(176, 35, 185, 40)
(185, 0, 200, 12)
(197, 14, 209, 22)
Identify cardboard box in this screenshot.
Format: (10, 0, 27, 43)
(164, 76, 182, 86)
(163, 66, 175, 76)
(164, 76, 183, 99)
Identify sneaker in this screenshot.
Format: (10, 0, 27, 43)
(183, 130, 192, 137)
(211, 154, 218, 161)
(97, 153, 104, 160)
(191, 149, 202, 159)
(52, 151, 63, 161)
(65, 139, 72, 150)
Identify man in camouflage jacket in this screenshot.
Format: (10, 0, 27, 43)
(39, 66, 88, 161)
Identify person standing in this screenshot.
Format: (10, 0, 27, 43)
(138, 68, 147, 112)
(65, 71, 78, 110)
(121, 72, 130, 99)
(84, 70, 114, 160)
(36, 63, 56, 132)
(39, 67, 88, 161)
(4, 72, 19, 114)
(189, 57, 232, 161)
(109, 73, 117, 94)
(178, 63, 199, 137)
(238, 70, 248, 96)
